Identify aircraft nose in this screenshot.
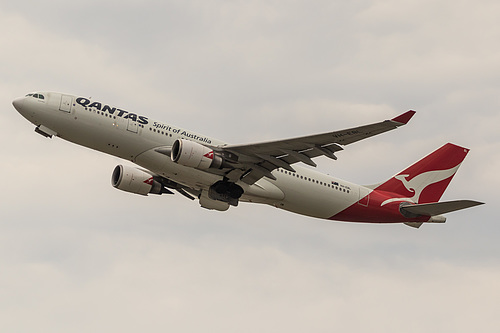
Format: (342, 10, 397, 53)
(12, 97, 24, 112)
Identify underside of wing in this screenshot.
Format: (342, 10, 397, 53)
(221, 111, 416, 184)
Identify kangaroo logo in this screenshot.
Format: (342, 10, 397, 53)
(143, 177, 154, 185)
(380, 164, 461, 206)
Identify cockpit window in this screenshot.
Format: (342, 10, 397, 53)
(25, 93, 45, 99)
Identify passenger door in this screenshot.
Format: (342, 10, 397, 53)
(127, 117, 138, 133)
(59, 95, 72, 112)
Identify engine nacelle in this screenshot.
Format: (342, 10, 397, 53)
(171, 139, 223, 169)
(111, 165, 164, 196)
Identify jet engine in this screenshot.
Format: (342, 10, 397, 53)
(112, 165, 165, 195)
(171, 139, 223, 169)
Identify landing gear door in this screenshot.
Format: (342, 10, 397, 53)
(59, 95, 72, 112)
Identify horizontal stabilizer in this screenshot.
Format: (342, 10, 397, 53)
(401, 200, 484, 216)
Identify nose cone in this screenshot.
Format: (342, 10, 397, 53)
(12, 97, 24, 112)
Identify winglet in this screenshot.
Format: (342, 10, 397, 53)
(391, 110, 416, 125)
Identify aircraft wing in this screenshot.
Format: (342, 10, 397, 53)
(219, 111, 416, 184)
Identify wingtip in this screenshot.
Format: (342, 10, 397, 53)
(391, 110, 416, 125)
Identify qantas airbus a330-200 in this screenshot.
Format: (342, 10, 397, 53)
(12, 92, 483, 228)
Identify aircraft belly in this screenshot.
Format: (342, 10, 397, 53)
(269, 169, 359, 219)
(240, 179, 285, 204)
(280, 187, 355, 219)
(57, 120, 146, 160)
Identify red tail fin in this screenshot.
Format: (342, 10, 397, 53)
(375, 143, 470, 204)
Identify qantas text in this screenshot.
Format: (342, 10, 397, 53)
(76, 97, 149, 125)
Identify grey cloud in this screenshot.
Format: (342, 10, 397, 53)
(1, 1, 498, 331)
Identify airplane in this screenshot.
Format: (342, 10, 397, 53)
(12, 91, 483, 228)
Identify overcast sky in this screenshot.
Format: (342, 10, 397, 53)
(1, 0, 499, 332)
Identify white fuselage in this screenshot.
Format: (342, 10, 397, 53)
(14, 92, 366, 219)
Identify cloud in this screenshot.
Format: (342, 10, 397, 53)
(1, 1, 498, 332)
(1, 226, 499, 332)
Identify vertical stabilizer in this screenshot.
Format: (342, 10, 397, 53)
(375, 143, 469, 204)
